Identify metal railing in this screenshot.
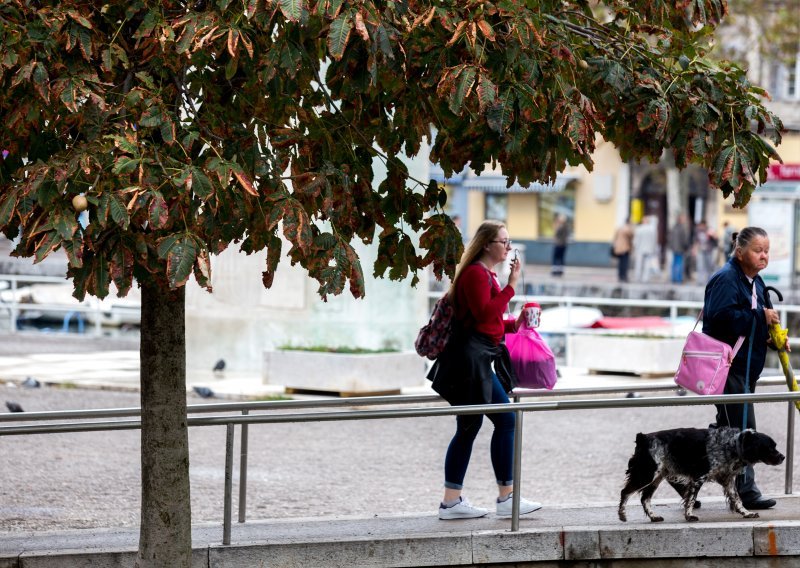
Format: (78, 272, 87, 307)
(2, 380, 799, 542)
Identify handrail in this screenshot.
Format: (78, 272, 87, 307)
(0, 375, 790, 424)
(2, 384, 799, 544)
(3, 391, 799, 434)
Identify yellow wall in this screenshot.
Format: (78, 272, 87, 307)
(507, 193, 539, 239)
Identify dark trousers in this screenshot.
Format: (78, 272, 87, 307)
(551, 245, 567, 275)
(714, 368, 762, 502)
(444, 375, 516, 489)
(617, 252, 630, 282)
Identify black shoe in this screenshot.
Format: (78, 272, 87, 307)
(743, 498, 776, 510)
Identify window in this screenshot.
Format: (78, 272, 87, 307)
(538, 184, 576, 237)
(485, 193, 508, 224)
(776, 59, 799, 101)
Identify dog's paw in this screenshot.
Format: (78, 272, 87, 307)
(744, 511, 759, 519)
(685, 514, 699, 522)
(618, 513, 627, 522)
(649, 515, 664, 523)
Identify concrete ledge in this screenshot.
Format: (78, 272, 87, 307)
(472, 528, 563, 563)
(5, 500, 800, 567)
(598, 523, 754, 559)
(210, 533, 473, 568)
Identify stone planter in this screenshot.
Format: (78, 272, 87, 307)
(263, 350, 427, 396)
(567, 333, 684, 377)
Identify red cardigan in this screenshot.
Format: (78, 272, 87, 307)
(454, 263, 516, 344)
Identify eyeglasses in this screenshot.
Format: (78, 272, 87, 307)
(491, 239, 513, 248)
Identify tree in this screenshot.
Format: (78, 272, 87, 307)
(0, 0, 784, 565)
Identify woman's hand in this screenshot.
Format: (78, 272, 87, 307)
(514, 309, 525, 332)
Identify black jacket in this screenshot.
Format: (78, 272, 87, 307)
(426, 329, 517, 406)
(702, 258, 772, 379)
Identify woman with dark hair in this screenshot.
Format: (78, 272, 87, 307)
(701, 226, 785, 509)
(427, 220, 541, 520)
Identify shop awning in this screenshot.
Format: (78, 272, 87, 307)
(461, 173, 576, 193)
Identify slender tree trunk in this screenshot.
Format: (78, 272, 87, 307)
(136, 282, 191, 567)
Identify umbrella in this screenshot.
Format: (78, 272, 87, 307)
(765, 286, 799, 413)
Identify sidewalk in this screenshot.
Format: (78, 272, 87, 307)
(4, 497, 800, 567)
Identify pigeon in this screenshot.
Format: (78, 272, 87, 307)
(212, 359, 226, 373)
(192, 386, 215, 399)
(5, 401, 24, 413)
(21, 377, 41, 388)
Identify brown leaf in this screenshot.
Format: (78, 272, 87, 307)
(354, 11, 369, 42)
(234, 170, 258, 196)
(227, 28, 239, 59)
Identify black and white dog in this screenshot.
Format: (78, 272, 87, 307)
(618, 427, 784, 522)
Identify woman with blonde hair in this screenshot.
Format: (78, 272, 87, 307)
(428, 220, 542, 519)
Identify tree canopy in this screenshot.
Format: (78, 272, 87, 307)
(0, 0, 784, 305)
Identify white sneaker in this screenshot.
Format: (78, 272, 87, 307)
(438, 497, 489, 520)
(496, 494, 542, 517)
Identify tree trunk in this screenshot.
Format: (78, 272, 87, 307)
(136, 282, 192, 567)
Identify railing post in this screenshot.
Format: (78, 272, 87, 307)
(511, 393, 523, 532)
(223, 423, 235, 545)
(786, 402, 795, 495)
(10, 278, 18, 334)
(238, 410, 249, 523)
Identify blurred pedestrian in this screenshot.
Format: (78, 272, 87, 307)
(693, 220, 717, 285)
(668, 214, 691, 284)
(633, 216, 659, 283)
(611, 218, 634, 283)
(551, 214, 569, 277)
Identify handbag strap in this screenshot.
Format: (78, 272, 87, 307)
(694, 309, 746, 357)
(742, 284, 760, 430)
(741, 316, 757, 430)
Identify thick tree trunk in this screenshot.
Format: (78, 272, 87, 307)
(136, 282, 192, 567)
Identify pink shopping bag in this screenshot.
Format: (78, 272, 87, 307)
(505, 327, 558, 390)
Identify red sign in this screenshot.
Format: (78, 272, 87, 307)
(768, 164, 800, 181)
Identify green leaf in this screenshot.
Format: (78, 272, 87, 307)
(328, 14, 353, 60)
(0, 191, 18, 227)
(34, 231, 61, 264)
(149, 192, 169, 229)
(279, 0, 303, 22)
(92, 255, 110, 299)
(113, 156, 139, 175)
(54, 212, 79, 239)
(487, 93, 514, 133)
(109, 195, 130, 229)
(166, 236, 199, 289)
(191, 167, 214, 199)
(448, 66, 476, 115)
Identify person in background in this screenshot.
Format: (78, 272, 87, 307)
(721, 220, 736, 259)
(427, 220, 542, 520)
(551, 214, 569, 277)
(702, 227, 785, 510)
(612, 218, 634, 283)
(693, 220, 718, 285)
(633, 215, 659, 283)
(668, 214, 691, 284)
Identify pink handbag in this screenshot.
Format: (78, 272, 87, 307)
(673, 329, 744, 395)
(505, 327, 558, 390)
